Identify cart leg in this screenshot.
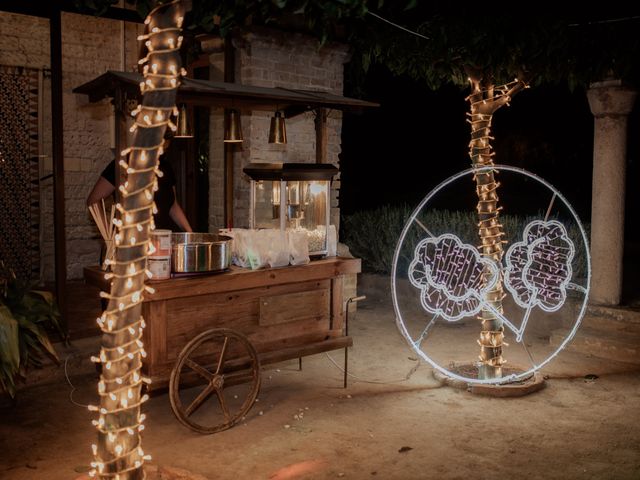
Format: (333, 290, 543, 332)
(343, 295, 366, 389)
(343, 346, 348, 389)
(298, 357, 302, 371)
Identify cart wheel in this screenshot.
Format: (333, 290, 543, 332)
(169, 328, 261, 434)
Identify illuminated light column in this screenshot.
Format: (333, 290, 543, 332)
(466, 77, 527, 380)
(587, 80, 636, 306)
(86, 2, 185, 479)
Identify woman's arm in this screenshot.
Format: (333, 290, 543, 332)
(169, 187, 193, 232)
(86, 177, 115, 206)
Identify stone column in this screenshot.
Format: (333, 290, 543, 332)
(587, 80, 637, 305)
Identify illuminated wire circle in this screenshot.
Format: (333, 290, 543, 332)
(391, 165, 591, 384)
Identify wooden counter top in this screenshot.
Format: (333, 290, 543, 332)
(84, 256, 360, 301)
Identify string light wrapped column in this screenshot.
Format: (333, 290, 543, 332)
(466, 77, 527, 380)
(87, 2, 185, 478)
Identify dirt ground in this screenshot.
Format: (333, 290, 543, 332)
(1, 292, 640, 480)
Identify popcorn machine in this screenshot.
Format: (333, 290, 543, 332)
(244, 162, 338, 256)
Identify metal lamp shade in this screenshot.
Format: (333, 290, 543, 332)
(268, 111, 287, 144)
(174, 104, 193, 138)
(224, 109, 243, 143)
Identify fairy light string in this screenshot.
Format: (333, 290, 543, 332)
(466, 77, 528, 378)
(87, 2, 185, 478)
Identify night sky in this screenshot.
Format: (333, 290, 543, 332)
(340, 64, 640, 240)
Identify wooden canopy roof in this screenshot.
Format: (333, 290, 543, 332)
(73, 71, 378, 117)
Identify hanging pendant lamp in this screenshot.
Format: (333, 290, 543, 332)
(268, 111, 287, 144)
(174, 103, 193, 138)
(224, 109, 243, 143)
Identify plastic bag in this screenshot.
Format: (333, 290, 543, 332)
(327, 225, 337, 257)
(288, 230, 310, 265)
(265, 230, 289, 268)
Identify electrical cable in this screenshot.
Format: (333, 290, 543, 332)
(64, 353, 90, 409)
(366, 11, 430, 40)
(324, 352, 435, 386)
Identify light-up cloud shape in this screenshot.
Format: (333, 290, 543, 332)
(504, 220, 575, 312)
(408, 234, 500, 321)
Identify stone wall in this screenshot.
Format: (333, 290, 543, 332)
(0, 11, 142, 280)
(207, 28, 349, 232)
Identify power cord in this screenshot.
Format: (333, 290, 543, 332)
(64, 353, 90, 408)
(324, 352, 425, 385)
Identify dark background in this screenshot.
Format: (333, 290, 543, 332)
(340, 64, 640, 240)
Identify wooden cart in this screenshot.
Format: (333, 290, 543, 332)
(85, 257, 360, 433)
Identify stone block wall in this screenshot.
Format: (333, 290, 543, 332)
(207, 28, 349, 232)
(0, 11, 142, 280)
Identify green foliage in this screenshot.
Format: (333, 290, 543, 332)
(0, 272, 64, 398)
(73, 1, 640, 88)
(342, 205, 590, 281)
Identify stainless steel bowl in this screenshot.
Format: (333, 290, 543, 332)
(171, 233, 232, 273)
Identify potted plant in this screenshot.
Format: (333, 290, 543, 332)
(0, 266, 65, 398)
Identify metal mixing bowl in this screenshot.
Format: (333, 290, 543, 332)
(171, 233, 232, 273)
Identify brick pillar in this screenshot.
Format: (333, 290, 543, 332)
(587, 80, 637, 305)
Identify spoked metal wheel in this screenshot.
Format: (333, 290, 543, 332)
(169, 328, 261, 434)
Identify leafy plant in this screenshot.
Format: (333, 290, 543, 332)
(0, 269, 64, 398)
